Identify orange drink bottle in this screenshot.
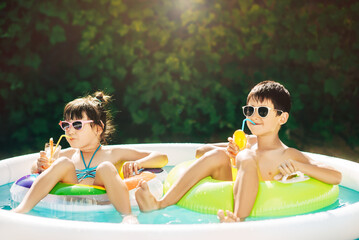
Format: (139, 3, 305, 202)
(231, 119, 255, 166)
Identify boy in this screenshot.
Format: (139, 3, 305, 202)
(135, 81, 342, 222)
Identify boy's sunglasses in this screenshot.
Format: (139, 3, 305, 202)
(242, 106, 283, 118)
(59, 120, 94, 131)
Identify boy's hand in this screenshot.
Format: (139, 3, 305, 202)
(226, 137, 239, 159)
(275, 159, 298, 180)
(227, 134, 255, 160)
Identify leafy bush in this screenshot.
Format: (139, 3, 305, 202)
(0, 0, 358, 158)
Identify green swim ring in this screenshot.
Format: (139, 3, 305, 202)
(164, 160, 339, 217)
(50, 182, 106, 195)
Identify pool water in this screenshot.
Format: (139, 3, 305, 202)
(1, 181, 358, 224)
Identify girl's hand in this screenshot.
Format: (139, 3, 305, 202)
(226, 137, 239, 159)
(36, 146, 62, 173)
(36, 151, 51, 173)
(122, 161, 142, 178)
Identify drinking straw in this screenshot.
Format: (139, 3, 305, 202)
(241, 118, 256, 131)
(50, 138, 53, 159)
(49, 135, 71, 161)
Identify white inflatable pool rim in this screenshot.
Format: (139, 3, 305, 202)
(0, 143, 358, 240)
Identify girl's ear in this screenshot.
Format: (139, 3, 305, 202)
(95, 123, 104, 136)
(279, 112, 289, 125)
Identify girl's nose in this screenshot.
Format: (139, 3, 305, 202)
(66, 126, 76, 135)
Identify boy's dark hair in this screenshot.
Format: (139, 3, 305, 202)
(63, 91, 115, 144)
(247, 80, 291, 114)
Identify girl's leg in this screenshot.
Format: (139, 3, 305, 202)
(93, 162, 132, 215)
(135, 149, 232, 212)
(12, 157, 78, 213)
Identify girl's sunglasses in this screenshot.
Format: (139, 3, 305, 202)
(59, 120, 94, 131)
(242, 106, 283, 118)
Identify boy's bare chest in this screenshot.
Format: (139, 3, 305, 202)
(256, 151, 287, 181)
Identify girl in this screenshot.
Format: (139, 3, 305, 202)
(12, 92, 168, 224)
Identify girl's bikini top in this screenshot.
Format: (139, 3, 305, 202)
(76, 145, 101, 182)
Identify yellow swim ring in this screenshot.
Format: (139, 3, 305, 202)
(164, 160, 339, 217)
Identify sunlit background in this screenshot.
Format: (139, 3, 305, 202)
(0, 0, 358, 161)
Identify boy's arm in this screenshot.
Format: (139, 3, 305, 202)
(283, 148, 342, 185)
(196, 135, 258, 159)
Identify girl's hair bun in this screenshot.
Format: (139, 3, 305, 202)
(94, 91, 111, 105)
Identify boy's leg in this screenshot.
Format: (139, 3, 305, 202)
(218, 156, 259, 222)
(12, 157, 78, 213)
(135, 149, 232, 212)
(94, 162, 133, 217)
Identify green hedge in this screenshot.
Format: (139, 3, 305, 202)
(1, 0, 358, 158)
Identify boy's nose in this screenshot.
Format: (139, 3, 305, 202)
(252, 111, 261, 119)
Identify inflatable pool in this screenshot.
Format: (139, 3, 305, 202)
(1, 143, 359, 240)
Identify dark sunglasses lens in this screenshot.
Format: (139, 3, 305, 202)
(72, 121, 83, 130)
(258, 107, 269, 117)
(61, 122, 70, 130)
(244, 106, 254, 117)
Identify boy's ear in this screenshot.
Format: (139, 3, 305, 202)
(279, 112, 289, 125)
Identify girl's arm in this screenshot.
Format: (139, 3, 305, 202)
(282, 148, 342, 185)
(111, 147, 168, 178)
(31, 148, 76, 174)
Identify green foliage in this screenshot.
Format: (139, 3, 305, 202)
(0, 0, 358, 158)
